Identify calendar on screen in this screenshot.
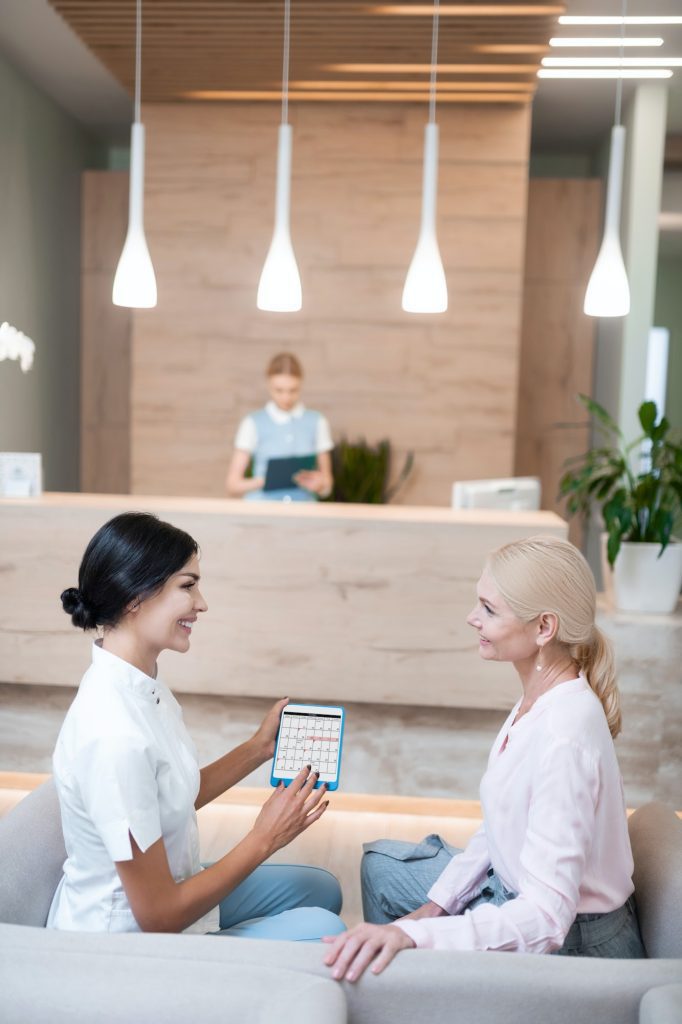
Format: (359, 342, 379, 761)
(271, 704, 345, 791)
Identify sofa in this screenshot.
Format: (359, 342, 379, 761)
(0, 780, 680, 1024)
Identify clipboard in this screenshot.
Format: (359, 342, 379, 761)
(263, 454, 316, 491)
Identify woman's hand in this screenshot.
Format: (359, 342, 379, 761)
(251, 766, 328, 857)
(251, 696, 289, 762)
(323, 923, 415, 982)
(293, 469, 327, 495)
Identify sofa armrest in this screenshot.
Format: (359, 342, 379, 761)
(639, 985, 682, 1024)
(0, 924, 346, 1024)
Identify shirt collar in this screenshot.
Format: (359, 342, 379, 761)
(91, 640, 162, 702)
(511, 674, 589, 725)
(265, 400, 305, 424)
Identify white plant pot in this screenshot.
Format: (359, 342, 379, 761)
(612, 541, 682, 614)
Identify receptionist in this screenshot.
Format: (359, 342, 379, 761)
(226, 352, 334, 502)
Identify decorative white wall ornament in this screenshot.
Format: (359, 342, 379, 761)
(0, 322, 35, 373)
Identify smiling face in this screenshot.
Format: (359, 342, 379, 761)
(267, 372, 301, 412)
(130, 554, 207, 660)
(467, 566, 540, 665)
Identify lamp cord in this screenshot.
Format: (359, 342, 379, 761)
(134, 0, 142, 123)
(614, 0, 627, 127)
(429, 0, 440, 125)
(282, 0, 291, 125)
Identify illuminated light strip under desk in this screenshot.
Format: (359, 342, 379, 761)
(0, 493, 567, 710)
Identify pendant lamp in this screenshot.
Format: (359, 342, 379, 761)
(113, 0, 157, 309)
(402, 0, 447, 314)
(257, 0, 302, 312)
(584, 0, 630, 318)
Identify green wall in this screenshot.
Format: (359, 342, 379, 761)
(654, 255, 682, 430)
(0, 53, 100, 490)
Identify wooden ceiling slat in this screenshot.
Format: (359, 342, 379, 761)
(49, 0, 561, 103)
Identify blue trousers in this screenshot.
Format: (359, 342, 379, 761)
(209, 863, 346, 942)
(361, 835, 645, 958)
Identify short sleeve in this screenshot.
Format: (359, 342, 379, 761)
(75, 738, 162, 862)
(316, 414, 333, 453)
(234, 415, 257, 453)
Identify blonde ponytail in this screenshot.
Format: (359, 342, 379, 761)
(488, 536, 623, 738)
(571, 627, 621, 739)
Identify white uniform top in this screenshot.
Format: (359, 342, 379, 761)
(234, 401, 333, 454)
(47, 642, 219, 934)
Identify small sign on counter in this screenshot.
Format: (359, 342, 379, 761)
(0, 453, 43, 497)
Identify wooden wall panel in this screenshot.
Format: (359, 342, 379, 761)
(80, 172, 131, 493)
(129, 101, 531, 505)
(515, 178, 602, 542)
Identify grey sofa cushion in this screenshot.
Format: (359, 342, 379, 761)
(639, 985, 682, 1024)
(629, 803, 682, 958)
(0, 924, 347, 1024)
(0, 780, 65, 925)
(8, 927, 676, 1024)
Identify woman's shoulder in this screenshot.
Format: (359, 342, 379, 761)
(542, 685, 614, 756)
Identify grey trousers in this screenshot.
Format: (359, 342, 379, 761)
(361, 834, 646, 958)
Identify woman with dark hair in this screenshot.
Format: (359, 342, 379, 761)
(226, 352, 334, 502)
(49, 512, 345, 940)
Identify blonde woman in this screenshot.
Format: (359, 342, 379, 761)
(324, 536, 644, 981)
(226, 352, 333, 502)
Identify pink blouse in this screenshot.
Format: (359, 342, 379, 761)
(397, 676, 635, 954)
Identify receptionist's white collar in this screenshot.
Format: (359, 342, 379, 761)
(265, 400, 305, 424)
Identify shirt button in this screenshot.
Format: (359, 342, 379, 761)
(156, 698, 160, 705)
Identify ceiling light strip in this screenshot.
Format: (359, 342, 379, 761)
(373, 4, 564, 15)
(559, 16, 682, 26)
(549, 37, 664, 47)
(543, 57, 682, 67)
(538, 69, 673, 78)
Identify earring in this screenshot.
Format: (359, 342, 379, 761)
(536, 647, 543, 672)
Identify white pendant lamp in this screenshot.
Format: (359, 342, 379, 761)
(402, 0, 447, 314)
(584, 1, 630, 318)
(113, 0, 157, 309)
(257, 0, 302, 312)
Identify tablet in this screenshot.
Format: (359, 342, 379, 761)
(271, 703, 345, 791)
(263, 454, 316, 492)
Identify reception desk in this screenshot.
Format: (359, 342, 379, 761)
(0, 494, 567, 710)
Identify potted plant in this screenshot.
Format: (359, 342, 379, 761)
(328, 438, 414, 504)
(560, 395, 682, 614)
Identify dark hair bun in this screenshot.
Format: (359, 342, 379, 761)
(61, 587, 97, 631)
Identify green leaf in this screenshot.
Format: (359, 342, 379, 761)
(650, 416, 670, 443)
(638, 400, 658, 436)
(577, 394, 621, 437)
(606, 528, 621, 567)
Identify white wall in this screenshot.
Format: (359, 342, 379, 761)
(0, 52, 97, 490)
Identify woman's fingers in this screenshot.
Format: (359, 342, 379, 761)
(304, 781, 327, 812)
(327, 932, 367, 979)
(304, 800, 329, 828)
(367, 940, 401, 976)
(324, 925, 411, 982)
(323, 930, 348, 965)
(288, 765, 312, 795)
